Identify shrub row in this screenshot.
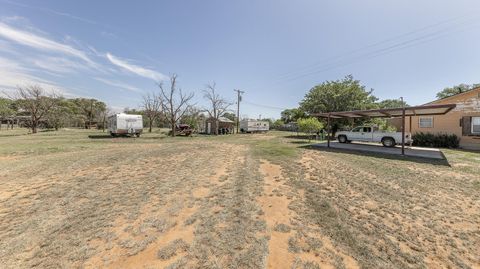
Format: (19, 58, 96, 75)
(412, 132, 460, 148)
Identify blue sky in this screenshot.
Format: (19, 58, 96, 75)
(0, 0, 479, 118)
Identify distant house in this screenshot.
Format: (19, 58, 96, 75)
(390, 87, 480, 149)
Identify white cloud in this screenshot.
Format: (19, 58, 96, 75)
(1, 0, 99, 26)
(106, 52, 166, 81)
(0, 56, 69, 95)
(31, 56, 89, 74)
(0, 22, 94, 65)
(94, 77, 144, 93)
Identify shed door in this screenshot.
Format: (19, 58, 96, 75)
(207, 122, 211, 134)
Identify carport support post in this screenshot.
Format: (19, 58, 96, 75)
(401, 97, 405, 156)
(327, 113, 331, 148)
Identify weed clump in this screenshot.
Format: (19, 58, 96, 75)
(273, 223, 292, 233)
(157, 239, 189, 260)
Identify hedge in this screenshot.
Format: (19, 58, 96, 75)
(412, 132, 460, 148)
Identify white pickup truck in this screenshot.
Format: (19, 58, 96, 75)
(335, 126, 413, 147)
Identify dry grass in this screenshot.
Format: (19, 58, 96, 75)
(0, 128, 479, 268)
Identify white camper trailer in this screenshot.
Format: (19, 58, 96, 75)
(108, 113, 143, 137)
(240, 120, 269, 133)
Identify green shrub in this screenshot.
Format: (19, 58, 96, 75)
(412, 132, 460, 148)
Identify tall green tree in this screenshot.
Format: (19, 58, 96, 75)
(436, 83, 480, 99)
(376, 99, 409, 109)
(280, 108, 306, 123)
(72, 98, 107, 129)
(0, 98, 15, 130)
(300, 75, 377, 114)
(46, 98, 75, 130)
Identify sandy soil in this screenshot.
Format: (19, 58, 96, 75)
(0, 130, 479, 268)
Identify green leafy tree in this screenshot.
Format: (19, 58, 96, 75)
(272, 119, 285, 130)
(0, 98, 15, 130)
(222, 112, 236, 121)
(297, 117, 324, 142)
(300, 75, 377, 134)
(376, 99, 409, 109)
(46, 98, 75, 130)
(280, 108, 306, 123)
(436, 83, 480, 99)
(300, 75, 377, 114)
(72, 98, 107, 129)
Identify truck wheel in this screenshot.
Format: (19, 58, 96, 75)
(338, 135, 347, 143)
(382, 137, 395, 147)
(136, 133, 141, 137)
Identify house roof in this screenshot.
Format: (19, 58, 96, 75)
(312, 103, 456, 119)
(218, 117, 234, 123)
(427, 86, 480, 105)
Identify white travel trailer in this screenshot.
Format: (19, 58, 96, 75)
(240, 119, 269, 133)
(108, 113, 143, 137)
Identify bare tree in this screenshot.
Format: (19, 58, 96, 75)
(158, 74, 194, 137)
(142, 92, 162, 133)
(203, 82, 232, 135)
(13, 85, 58, 134)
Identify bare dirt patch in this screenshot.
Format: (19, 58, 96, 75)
(258, 161, 294, 268)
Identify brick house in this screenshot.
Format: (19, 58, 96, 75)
(390, 87, 480, 150)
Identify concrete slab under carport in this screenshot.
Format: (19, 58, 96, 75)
(312, 141, 445, 160)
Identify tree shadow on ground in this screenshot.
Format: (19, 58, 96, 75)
(298, 144, 451, 167)
(283, 135, 310, 140)
(289, 140, 313, 145)
(88, 134, 125, 139)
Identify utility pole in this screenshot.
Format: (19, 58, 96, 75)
(400, 97, 405, 156)
(234, 89, 244, 133)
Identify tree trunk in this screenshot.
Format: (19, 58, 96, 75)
(171, 119, 176, 137)
(149, 119, 152, 133)
(32, 123, 37, 134)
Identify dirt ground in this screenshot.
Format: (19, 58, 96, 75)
(0, 129, 479, 268)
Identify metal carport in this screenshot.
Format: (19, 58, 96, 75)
(312, 103, 456, 156)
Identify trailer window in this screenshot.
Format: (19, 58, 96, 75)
(419, 117, 433, 128)
(472, 117, 480, 134)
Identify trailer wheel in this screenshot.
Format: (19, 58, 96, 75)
(382, 137, 395, 147)
(338, 135, 347, 143)
(136, 133, 141, 137)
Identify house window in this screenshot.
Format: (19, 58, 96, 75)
(419, 117, 433, 128)
(472, 117, 480, 134)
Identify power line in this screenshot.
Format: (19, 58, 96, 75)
(278, 12, 478, 80)
(242, 100, 289, 110)
(275, 14, 480, 83)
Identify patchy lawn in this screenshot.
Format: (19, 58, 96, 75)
(0, 129, 478, 268)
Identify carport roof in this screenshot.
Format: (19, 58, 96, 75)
(312, 103, 456, 119)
